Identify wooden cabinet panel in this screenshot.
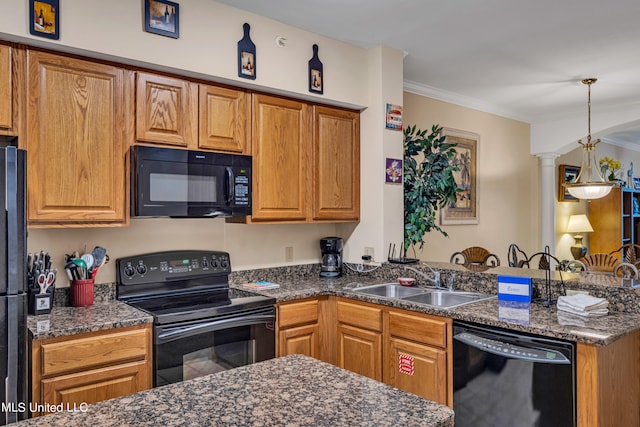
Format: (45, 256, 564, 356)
(199, 84, 250, 154)
(41, 361, 149, 413)
(32, 324, 152, 417)
(251, 94, 309, 221)
(336, 300, 382, 332)
(278, 324, 320, 358)
(337, 323, 382, 381)
(0, 44, 12, 131)
(136, 72, 197, 148)
(27, 51, 131, 225)
(386, 337, 448, 405)
(388, 310, 448, 348)
(312, 106, 360, 221)
(278, 299, 318, 328)
(590, 187, 640, 256)
(41, 329, 148, 377)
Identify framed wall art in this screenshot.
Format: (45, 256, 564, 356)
(385, 104, 403, 131)
(238, 23, 256, 79)
(440, 128, 479, 225)
(29, 0, 59, 40)
(558, 164, 580, 202)
(308, 44, 323, 94)
(144, 0, 179, 39)
(385, 158, 402, 184)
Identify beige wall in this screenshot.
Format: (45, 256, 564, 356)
(6, 1, 404, 286)
(402, 92, 538, 263)
(556, 144, 640, 259)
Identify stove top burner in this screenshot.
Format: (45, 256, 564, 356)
(129, 290, 232, 316)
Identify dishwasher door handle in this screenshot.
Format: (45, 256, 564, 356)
(454, 331, 571, 364)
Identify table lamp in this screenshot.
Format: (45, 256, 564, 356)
(567, 214, 594, 259)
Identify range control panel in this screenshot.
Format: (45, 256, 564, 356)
(116, 250, 231, 285)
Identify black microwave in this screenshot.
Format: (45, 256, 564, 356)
(131, 145, 252, 218)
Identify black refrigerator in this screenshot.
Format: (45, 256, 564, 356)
(0, 140, 27, 425)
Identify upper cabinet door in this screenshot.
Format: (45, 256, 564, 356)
(0, 45, 13, 132)
(251, 94, 309, 222)
(198, 84, 250, 154)
(312, 106, 360, 221)
(136, 72, 197, 148)
(27, 51, 132, 226)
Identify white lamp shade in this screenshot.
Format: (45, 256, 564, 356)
(566, 214, 594, 234)
(566, 184, 612, 200)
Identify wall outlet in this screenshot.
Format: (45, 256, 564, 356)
(364, 247, 375, 260)
(285, 246, 294, 262)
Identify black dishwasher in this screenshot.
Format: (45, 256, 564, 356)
(453, 321, 576, 427)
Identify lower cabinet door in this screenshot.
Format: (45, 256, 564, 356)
(386, 337, 448, 405)
(278, 323, 320, 359)
(337, 323, 382, 381)
(38, 361, 150, 415)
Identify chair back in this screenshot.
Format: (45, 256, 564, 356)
(580, 253, 621, 273)
(450, 246, 500, 266)
(609, 244, 640, 266)
(507, 244, 529, 268)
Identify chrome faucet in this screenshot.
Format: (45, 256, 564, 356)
(404, 265, 441, 289)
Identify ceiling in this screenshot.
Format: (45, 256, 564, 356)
(217, 0, 640, 143)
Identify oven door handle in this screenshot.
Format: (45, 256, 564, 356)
(156, 313, 275, 344)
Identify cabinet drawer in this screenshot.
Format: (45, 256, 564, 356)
(388, 310, 448, 348)
(337, 300, 382, 332)
(40, 329, 148, 377)
(278, 300, 319, 328)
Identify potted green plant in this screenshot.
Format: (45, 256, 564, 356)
(403, 124, 460, 256)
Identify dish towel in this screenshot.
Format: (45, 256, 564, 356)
(557, 294, 609, 317)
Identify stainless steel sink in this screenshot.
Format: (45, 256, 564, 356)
(350, 283, 428, 298)
(401, 290, 495, 309)
(347, 283, 495, 309)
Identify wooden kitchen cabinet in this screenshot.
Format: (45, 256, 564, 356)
(0, 44, 13, 133)
(26, 50, 132, 226)
(336, 300, 382, 381)
(385, 309, 452, 406)
(199, 84, 250, 154)
(277, 299, 320, 359)
(136, 72, 198, 148)
(311, 105, 360, 221)
(251, 94, 310, 221)
(31, 324, 152, 416)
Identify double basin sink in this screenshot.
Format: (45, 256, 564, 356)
(346, 283, 495, 309)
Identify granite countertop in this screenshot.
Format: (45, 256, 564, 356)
(15, 354, 454, 427)
(27, 300, 153, 340)
(229, 266, 640, 346)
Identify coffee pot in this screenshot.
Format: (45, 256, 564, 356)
(320, 237, 343, 277)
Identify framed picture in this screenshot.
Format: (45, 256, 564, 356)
(558, 164, 580, 202)
(440, 128, 479, 225)
(385, 104, 403, 131)
(308, 44, 323, 94)
(144, 0, 179, 39)
(634, 177, 640, 190)
(385, 158, 403, 184)
(29, 0, 59, 40)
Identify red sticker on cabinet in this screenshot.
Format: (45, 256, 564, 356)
(399, 354, 414, 376)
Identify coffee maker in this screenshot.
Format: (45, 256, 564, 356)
(320, 237, 343, 277)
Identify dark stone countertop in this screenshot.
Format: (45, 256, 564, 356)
(15, 354, 454, 427)
(230, 262, 640, 346)
(27, 300, 153, 340)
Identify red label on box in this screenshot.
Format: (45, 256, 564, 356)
(399, 354, 414, 376)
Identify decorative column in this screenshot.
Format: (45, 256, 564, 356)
(537, 153, 559, 253)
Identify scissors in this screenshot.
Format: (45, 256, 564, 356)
(37, 271, 55, 294)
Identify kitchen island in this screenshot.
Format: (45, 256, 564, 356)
(16, 354, 454, 426)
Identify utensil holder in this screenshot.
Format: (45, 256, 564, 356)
(70, 279, 94, 307)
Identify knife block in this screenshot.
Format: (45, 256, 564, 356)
(28, 285, 54, 315)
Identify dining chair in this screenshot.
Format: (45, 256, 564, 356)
(507, 243, 529, 268)
(579, 253, 621, 273)
(450, 246, 500, 267)
(609, 244, 640, 267)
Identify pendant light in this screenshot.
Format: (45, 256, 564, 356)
(563, 78, 613, 200)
